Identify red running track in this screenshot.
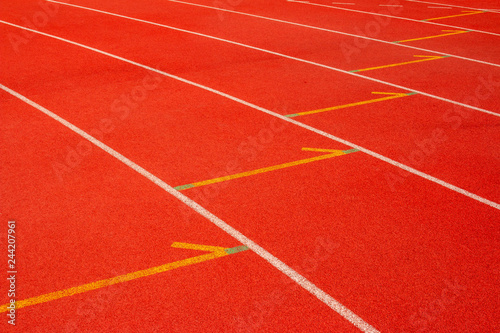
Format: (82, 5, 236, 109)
(1, 0, 499, 332)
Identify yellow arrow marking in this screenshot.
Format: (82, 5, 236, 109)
(423, 10, 485, 21)
(285, 92, 417, 117)
(0, 243, 248, 313)
(350, 55, 448, 72)
(174, 147, 359, 191)
(394, 30, 470, 43)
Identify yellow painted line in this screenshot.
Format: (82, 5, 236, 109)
(423, 10, 485, 21)
(350, 55, 448, 72)
(171, 242, 227, 252)
(302, 148, 346, 153)
(0, 243, 247, 313)
(174, 147, 358, 191)
(286, 92, 416, 117)
(394, 30, 470, 43)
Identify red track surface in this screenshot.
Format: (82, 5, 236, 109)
(1, 0, 499, 332)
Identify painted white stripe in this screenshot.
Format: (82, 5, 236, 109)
(406, 0, 500, 13)
(427, 6, 452, 9)
(2, 21, 499, 212)
(30, 3, 500, 116)
(288, 0, 500, 37)
(0, 83, 380, 333)
(160, 0, 500, 68)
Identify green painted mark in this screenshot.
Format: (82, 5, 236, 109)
(285, 113, 299, 118)
(225, 245, 249, 254)
(343, 149, 359, 154)
(174, 184, 194, 191)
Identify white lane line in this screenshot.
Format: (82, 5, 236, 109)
(406, 0, 500, 13)
(0, 83, 380, 333)
(1, 21, 499, 212)
(428, 6, 452, 9)
(39, 2, 500, 116)
(287, 0, 500, 37)
(160, 0, 500, 68)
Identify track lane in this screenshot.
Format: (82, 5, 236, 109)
(0, 91, 363, 332)
(2, 1, 499, 332)
(23, 0, 500, 115)
(46, 0, 500, 67)
(1, 11, 498, 200)
(406, 0, 500, 13)
(164, 0, 500, 67)
(287, 0, 500, 34)
(177, 140, 499, 333)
